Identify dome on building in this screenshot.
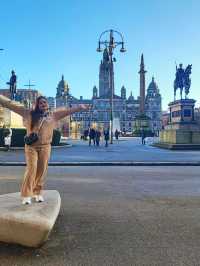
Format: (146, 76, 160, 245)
(147, 77, 159, 97)
(58, 75, 69, 91)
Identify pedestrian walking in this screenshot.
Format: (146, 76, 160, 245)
(95, 129, 101, 146)
(83, 129, 89, 140)
(141, 129, 146, 145)
(104, 128, 109, 147)
(115, 129, 120, 140)
(0, 94, 88, 205)
(89, 128, 96, 146)
(2, 125, 12, 151)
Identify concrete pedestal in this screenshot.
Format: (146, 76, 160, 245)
(156, 99, 200, 150)
(159, 129, 200, 144)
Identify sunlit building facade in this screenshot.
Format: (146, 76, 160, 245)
(55, 53, 162, 137)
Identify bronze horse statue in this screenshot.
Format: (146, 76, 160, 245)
(174, 64, 192, 100)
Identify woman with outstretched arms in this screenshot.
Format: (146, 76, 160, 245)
(0, 94, 88, 204)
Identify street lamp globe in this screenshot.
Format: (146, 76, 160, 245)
(96, 42, 103, 52)
(120, 42, 126, 53)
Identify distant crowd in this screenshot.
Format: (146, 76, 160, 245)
(81, 128, 120, 147)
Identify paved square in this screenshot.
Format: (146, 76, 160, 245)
(0, 166, 200, 265)
(0, 137, 200, 163)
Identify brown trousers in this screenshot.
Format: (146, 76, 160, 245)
(21, 145, 51, 197)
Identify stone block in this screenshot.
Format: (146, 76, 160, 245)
(160, 130, 176, 143)
(176, 130, 191, 144)
(192, 131, 200, 144)
(0, 190, 61, 247)
(159, 129, 200, 144)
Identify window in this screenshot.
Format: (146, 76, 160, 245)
(153, 112, 157, 119)
(172, 110, 181, 117)
(184, 109, 191, 117)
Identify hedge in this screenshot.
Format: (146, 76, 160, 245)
(0, 128, 61, 147)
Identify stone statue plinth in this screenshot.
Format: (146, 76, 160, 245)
(156, 99, 200, 149)
(168, 99, 195, 125)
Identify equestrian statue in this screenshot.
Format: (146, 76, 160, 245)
(174, 63, 192, 100)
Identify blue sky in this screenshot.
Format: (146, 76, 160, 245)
(0, 0, 199, 110)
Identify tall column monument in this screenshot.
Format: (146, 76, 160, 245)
(133, 54, 151, 136)
(139, 54, 146, 114)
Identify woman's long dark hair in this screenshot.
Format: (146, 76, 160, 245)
(30, 96, 48, 130)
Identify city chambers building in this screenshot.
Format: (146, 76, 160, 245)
(56, 51, 162, 137)
(0, 53, 162, 137)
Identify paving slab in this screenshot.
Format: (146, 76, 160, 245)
(0, 138, 200, 163)
(0, 166, 200, 265)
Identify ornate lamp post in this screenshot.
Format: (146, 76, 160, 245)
(96, 29, 126, 144)
(0, 49, 4, 126)
(69, 102, 72, 138)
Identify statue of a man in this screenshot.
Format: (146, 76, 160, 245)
(7, 70, 17, 100)
(175, 64, 185, 89)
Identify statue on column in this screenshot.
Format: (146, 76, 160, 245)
(174, 64, 192, 100)
(7, 70, 17, 100)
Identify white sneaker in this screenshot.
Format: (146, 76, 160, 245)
(33, 195, 44, 203)
(22, 197, 32, 205)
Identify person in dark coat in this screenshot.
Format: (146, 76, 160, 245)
(115, 129, 120, 140)
(104, 128, 109, 147)
(89, 128, 96, 146)
(95, 130, 101, 146)
(141, 129, 146, 145)
(83, 129, 89, 140)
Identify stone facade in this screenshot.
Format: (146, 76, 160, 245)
(161, 111, 170, 128)
(195, 107, 200, 127)
(0, 88, 41, 108)
(0, 107, 23, 128)
(145, 77, 162, 133)
(55, 53, 162, 136)
(0, 88, 41, 128)
(47, 97, 55, 111)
